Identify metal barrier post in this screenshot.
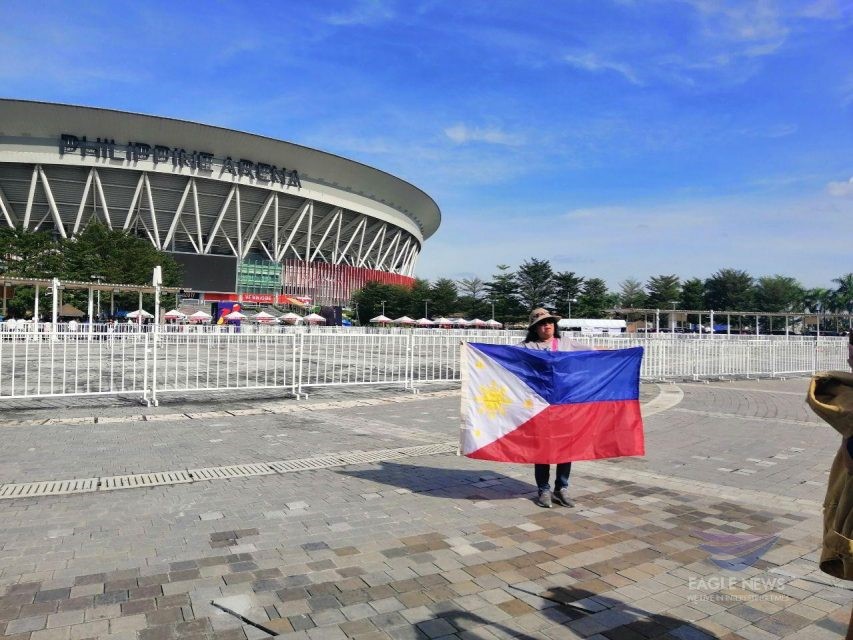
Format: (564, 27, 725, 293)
(406, 332, 419, 393)
(692, 340, 698, 380)
(771, 341, 777, 377)
(142, 333, 151, 406)
(297, 331, 305, 398)
(150, 267, 162, 406)
(290, 333, 297, 398)
(812, 339, 817, 374)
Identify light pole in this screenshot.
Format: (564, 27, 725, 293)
(380, 300, 386, 317)
(490, 299, 495, 320)
(424, 299, 430, 319)
(669, 301, 678, 334)
(91, 274, 104, 320)
(568, 297, 577, 320)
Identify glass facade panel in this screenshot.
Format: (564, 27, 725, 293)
(237, 259, 282, 294)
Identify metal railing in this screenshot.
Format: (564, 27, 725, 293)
(151, 332, 298, 401)
(0, 328, 848, 405)
(0, 331, 149, 401)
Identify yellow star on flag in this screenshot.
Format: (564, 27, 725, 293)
(475, 381, 512, 419)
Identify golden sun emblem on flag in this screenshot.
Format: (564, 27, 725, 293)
(475, 381, 513, 419)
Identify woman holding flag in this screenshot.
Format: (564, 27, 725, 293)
(520, 308, 593, 508)
(459, 310, 644, 509)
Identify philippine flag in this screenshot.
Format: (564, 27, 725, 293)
(460, 343, 645, 463)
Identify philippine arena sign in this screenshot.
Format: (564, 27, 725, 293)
(59, 134, 302, 187)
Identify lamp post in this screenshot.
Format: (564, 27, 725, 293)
(91, 274, 104, 321)
(669, 301, 677, 334)
(568, 297, 577, 320)
(380, 300, 386, 317)
(490, 299, 495, 320)
(424, 299, 430, 319)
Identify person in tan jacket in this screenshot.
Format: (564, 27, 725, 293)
(807, 334, 853, 639)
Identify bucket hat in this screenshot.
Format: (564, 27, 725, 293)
(528, 308, 561, 329)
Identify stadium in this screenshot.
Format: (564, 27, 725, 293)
(0, 99, 441, 307)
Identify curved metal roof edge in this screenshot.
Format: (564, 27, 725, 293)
(0, 98, 442, 240)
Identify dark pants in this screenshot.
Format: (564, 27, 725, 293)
(534, 463, 572, 493)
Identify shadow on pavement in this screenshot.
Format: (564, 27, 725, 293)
(403, 584, 719, 640)
(337, 460, 535, 501)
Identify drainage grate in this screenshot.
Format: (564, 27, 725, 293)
(267, 455, 344, 472)
(100, 471, 192, 491)
(189, 464, 275, 481)
(0, 478, 98, 498)
(0, 441, 459, 499)
(336, 449, 408, 465)
(397, 442, 458, 457)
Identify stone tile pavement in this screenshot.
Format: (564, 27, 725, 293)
(0, 378, 851, 639)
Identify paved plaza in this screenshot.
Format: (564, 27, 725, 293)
(0, 378, 851, 639)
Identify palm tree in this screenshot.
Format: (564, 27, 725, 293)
(833, 272, 853, 317)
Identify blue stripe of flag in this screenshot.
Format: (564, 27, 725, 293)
(469, 344, 643, 404)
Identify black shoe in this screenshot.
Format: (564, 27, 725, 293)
(536, 491, 552, 508)
(553, 488, 574, 507)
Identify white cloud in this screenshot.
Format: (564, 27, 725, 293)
(444, 124, 525, 146)
(562, 53, 642, 85)
(324, 0, 394, 26)
(682, 0, 789, 46)
(827, 177, 853, 196)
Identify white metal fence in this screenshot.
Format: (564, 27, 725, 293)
(0, 329, 848, 405)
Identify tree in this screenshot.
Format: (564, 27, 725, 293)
(552, 271, 584, 317)
(429, 278, 459, 316)
(704, 269, 754, 311)
(456, 276, 486, 301)
(617, 278, 647, 309)
(515, 258, 555, 311)
(645, 275, 681, 309)
(456, 276, 488, 318)
(0, 228, 63, 277)
(575, 278, 610, 318)
(680, 278, 706, 310)
(485, 264, 523, 322)
(754, 275, 804, 312)
(832, 272, 853, 315)
(352, 281, 411, 323)
(0, 225, 183, 317)
(57, 225, 182, 314)
(407, 278, 432, 319)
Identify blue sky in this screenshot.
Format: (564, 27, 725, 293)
(2, 0, 852, 289)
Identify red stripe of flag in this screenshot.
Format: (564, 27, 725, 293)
(466, 400, 644, 464)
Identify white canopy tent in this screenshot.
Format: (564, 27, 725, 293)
(126, 309, 153, 319)
(369, 315, 393, 324)
(484, 319, 503, 328)
(303, 313, 326, 324)
(188, 310, 212, 323)
(279, 312, 302, 324)
(251, 311, 277, 323)
(394, 316, 416, 325)
(557, 318, 626, 335)
(415, 318, 434, 326)
(225, 311, 247, 320)
(163, 309, 187, 320)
